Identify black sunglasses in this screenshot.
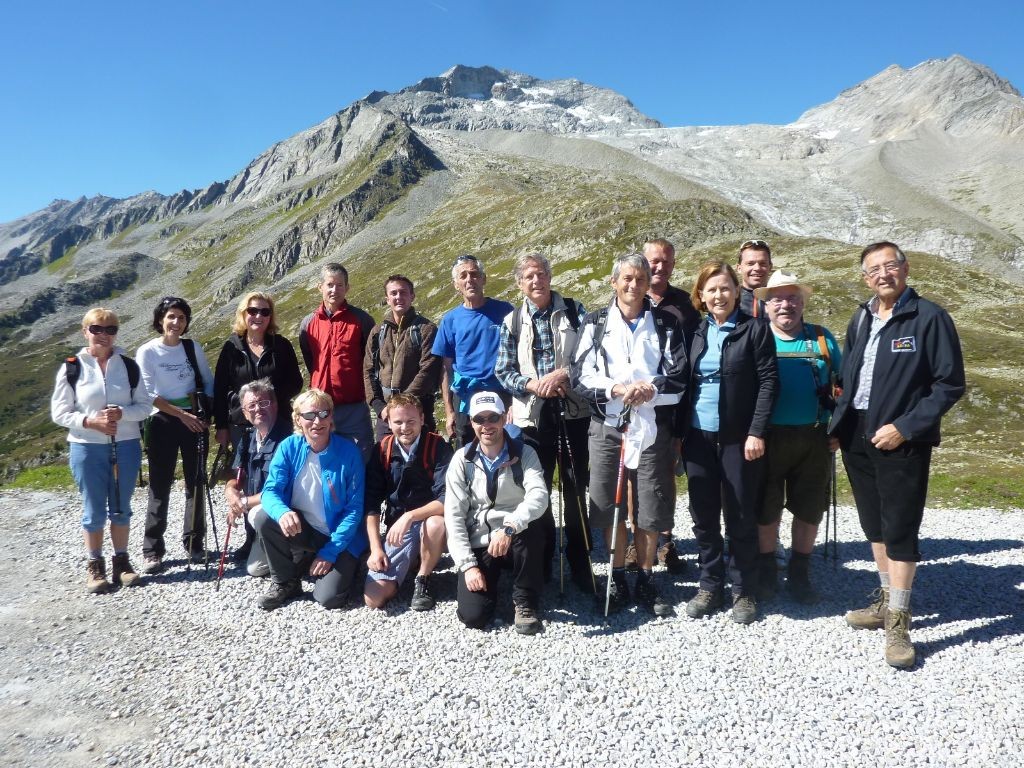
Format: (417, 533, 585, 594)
(161, 296, 184, 305)
(246, 307, 272, 317)
(88, 325, 119, 335)
(299, 409, 331, 421)
(472, 413, 502, 425)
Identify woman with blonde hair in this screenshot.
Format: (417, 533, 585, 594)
(213, 291, 302, 450)
(51, 307, 154, 592)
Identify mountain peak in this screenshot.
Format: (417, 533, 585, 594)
(361, 64, 661, 134)
(795, 54, 1024, 139)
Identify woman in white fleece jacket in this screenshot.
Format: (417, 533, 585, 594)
(443, 391, 548, 635)
(51, 307, 154, 593)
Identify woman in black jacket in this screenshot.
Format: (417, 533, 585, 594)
(214, 292, 303, 449)
(682, 261, 777, 625)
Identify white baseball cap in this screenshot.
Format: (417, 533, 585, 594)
(468, 391, 505, 418)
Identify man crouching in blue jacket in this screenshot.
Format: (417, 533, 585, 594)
(254, 388, 369, 611)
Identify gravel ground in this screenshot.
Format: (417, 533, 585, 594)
(1, 486, 1022, 767)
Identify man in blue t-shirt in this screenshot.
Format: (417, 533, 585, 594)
(432, 255, 514, 447)
(753, 270, 841, 605)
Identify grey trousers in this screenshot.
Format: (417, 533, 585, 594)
(253, 507, 362, 609)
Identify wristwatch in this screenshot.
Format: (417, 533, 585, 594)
(502, 524, 516, 538)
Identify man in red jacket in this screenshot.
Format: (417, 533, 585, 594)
(299, 263, 376, 462)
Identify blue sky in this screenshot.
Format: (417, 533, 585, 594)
(2, 0, 1022, 223)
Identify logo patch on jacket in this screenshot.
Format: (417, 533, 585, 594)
(892, 337, 916, 353)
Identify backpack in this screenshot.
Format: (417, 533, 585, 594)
(586, 304, 669, 374)
(378, 430, 441, 484)
(463, 429, 525, 504)
(64, 354, 141, 403)
(508, 296, 581, 342)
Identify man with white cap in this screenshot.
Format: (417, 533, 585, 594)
(573, 253, 688, 616)
(754, 271, 842, 605)
(443, 391, 549, 634)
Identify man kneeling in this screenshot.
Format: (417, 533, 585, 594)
(254, 389, 368, 611)
(444, 392, 548, 634)
(364, 394, 453, 611)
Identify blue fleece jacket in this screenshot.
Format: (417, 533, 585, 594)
(261, 433, 368, 562)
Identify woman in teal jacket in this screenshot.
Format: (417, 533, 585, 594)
(253, 388, 368, 611)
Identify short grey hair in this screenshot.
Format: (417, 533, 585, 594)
(451, 254, 485, 280)
(319, 262, 348, 283)
(239, 378, 276, 403)
(514, 252, 552, 282)
(611, 252, 652, 282)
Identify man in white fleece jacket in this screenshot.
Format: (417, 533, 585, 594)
(444, 392, 548, 634)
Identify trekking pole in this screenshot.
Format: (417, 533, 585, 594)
(217, 454, 246, 591)
(107, 406, 121, 517)
(555, 422, 565, 597)
(604, 406, 632, 619)
(829, 451, 839, 563)
(557, 399, 597, 595)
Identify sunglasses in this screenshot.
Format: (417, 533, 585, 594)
(740, 239, 769, 250)
(472, 413, 502, 425)
(88, 325, 119, 335)
(246, 307, 272, 317)
(161, 296, 184, 305)
(299, 409, 331, 421)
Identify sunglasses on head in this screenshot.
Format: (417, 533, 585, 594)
(740, 239, 769, 250)
(246, 307, 272, 317)
(472, 413, 502, 425)
(161, 296, 184, 305)
(88, 325, 118, 335)
(300, 409, 331, 421)
(452, 255, 479, 268)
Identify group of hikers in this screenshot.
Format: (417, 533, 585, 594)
(51, 237, 965, 668)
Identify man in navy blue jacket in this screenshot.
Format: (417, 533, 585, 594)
(363, 393, 453, 611)
(829, 241, 965, 669)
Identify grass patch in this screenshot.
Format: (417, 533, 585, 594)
(8, 463, 73, 490)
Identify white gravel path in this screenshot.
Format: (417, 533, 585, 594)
(1, 487, 1022, 767)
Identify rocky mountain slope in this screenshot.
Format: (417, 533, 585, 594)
(0, 58, 1021, 503)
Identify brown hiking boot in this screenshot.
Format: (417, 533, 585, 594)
(845, 587, 888, 630)
(658, 538, 687, 575)
(86, 558, 111, 594)
(111, 553, 142, 587)
(884, 609, 916, 668)
(142, 553, 163, 575)
(624, 542, 638, 571)
(514, 603, 543, 635)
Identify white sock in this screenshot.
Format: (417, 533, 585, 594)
(889, 587, 911, 612)
(88, 549, 102, 561)
(879, 571, 890, 590)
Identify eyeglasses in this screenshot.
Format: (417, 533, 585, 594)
(246, 307, 272, 317)
(765, 294, 803, 305)
(243, 399, 272, 412)
(299, 409, 331, 421)
(863, 260, 904, 279)
(87, 325, 119, 335)
(472, 413, 502, 425)
(740, 239, 769, 250)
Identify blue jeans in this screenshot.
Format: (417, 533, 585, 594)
(70, 439, 142, 532)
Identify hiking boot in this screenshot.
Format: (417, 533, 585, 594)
(786, 554, 819, 605)
(635, 576, 674, 617)
(111, 553, 141, 588)
(845, 588, 889, 630)
(755, 552, 778, 602)
(410, 575, 436, 612)
(731, 595, 758, 625)
(85, 558, 111, 594)
(514, 603, 543, 635)
(141, 553, 163, 575)
(232, 543, 253, 564)
(258, 580, 302, 611)
(624, 542, 639, 571)
(604, 571, 631, 613)
(685, 588, 723, 619)
(884, 609, 916, 668)
(658, 539, 687, 575)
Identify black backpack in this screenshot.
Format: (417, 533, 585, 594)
(585, 304, 669, 374)
(463, 429, 525, 504)
(64, 354, 141, 403)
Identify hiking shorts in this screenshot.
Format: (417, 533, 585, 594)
(366, 520, 423, 585)
(759, 424, 831, 526)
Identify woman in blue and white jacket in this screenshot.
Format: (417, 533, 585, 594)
(51, 307, 154, 593)
(253, 388, 369, 612)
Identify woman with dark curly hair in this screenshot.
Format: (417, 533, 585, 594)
(135, 296, 214, 574)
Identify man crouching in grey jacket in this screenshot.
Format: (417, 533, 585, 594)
(444, 391, 548, 634)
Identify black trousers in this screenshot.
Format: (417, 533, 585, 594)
(685, 428, 764, 598)
(841, 410, 931, 562)
(253, 507, 362, 609)
(144, 411, 206, 556)
(521, 405, 592, 579)
(456, 519, 544, 629)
